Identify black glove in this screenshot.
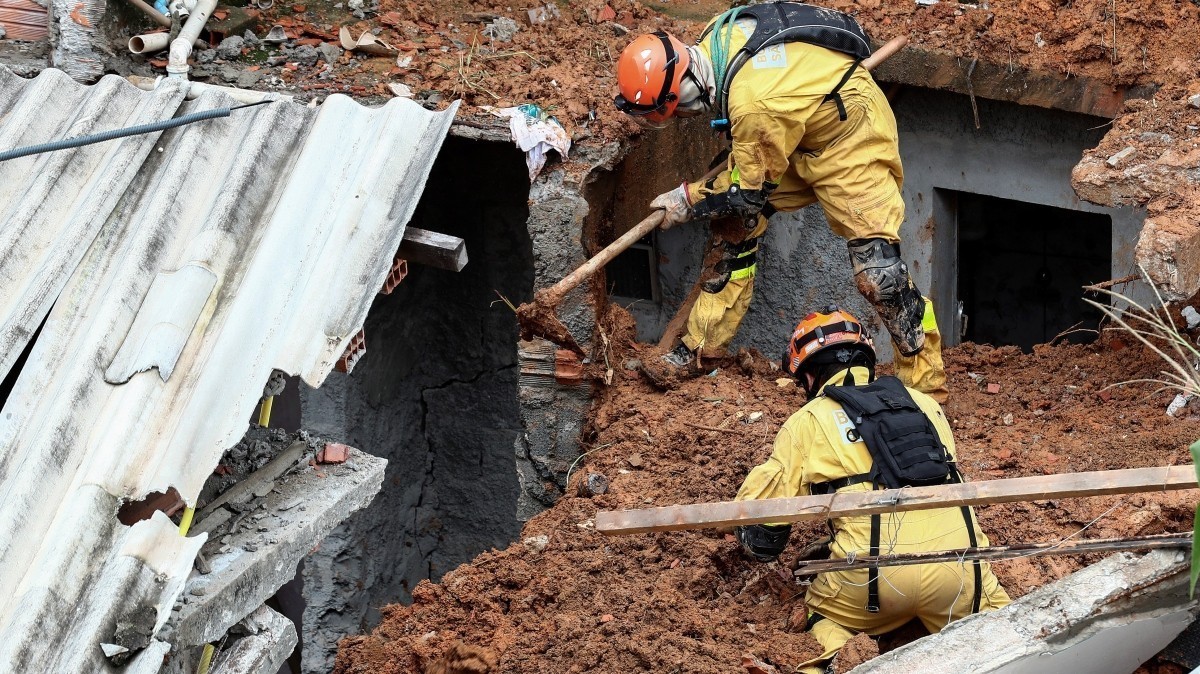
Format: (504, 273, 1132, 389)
(735, 524, 792, 562)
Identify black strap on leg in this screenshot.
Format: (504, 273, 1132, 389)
(805, 611, 827, 630)
(950, 466, 983, 613)
(961, 505, 982, 613)
(822, 58, 862, 122)
(867, 513, 881, 613)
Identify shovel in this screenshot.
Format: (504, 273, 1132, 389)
(516, 35, 910, 353)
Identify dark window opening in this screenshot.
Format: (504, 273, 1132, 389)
(957, 192, 1111, 351)
(606, 234, 659, 302)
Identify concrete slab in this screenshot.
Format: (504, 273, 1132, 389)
(210, 605, 298, 674)
(848, 550, 1199, 674)
(164, 446, 386, 647)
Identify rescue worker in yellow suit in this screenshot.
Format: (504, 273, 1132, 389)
(733, 306, 1009, 673)
(613, 2, 947, 401)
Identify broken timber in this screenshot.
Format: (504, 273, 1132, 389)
(792, 533, 1192, 576)
(400, 226, 468, 272)
(595, 465, 1197, 535)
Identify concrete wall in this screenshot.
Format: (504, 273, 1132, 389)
(631, 88, 1147, 357)
(298, 137, 533, 673)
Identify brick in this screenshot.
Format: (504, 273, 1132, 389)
(318, 442, 350, 464)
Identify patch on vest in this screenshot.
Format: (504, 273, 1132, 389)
(751, 43, 787, 69)
(831, 409, 862, 445)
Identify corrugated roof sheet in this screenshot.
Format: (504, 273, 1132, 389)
(0, 66, 458, 670)
(0, 0, 48, 41)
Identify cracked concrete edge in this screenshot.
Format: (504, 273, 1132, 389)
(167, 448, 386, 646)
(848, 550, 1198, 674)
(210, 605, 298, 674)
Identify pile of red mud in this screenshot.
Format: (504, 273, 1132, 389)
(336, 307, 1200, 674)
(187, 0, 1200, 139)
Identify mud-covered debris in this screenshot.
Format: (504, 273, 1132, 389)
(986, 383, 1001, 394)
(1105, 146, 1137, 167)
(482, 16, 518, 41)
(627, 452, 643, 468)
(1167, 393, 1194, 417)
(525, 3, 559, 25)
(424, 642, 496, 674)
(831, 632, 880, 673)
(585, 472, 609, 495)
(741, 655, 779, 674)
(522, 535, 549, 552)
(109, 605, 156, 665)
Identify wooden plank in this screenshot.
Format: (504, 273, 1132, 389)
(595, 465, 1198, 535)
(791, 533, 1192, 576)
(399, 227, 468, 272)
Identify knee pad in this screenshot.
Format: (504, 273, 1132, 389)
(847, 238, 925, 356)
(703, 237, 760, 294)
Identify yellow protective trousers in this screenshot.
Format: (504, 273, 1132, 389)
(894, 299, 948, 404)
(682, 216, 767, 355)
(798, 556, 1010, 673)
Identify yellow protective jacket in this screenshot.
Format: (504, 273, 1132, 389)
(687, 17, 905, 243)
(736, 366, 987, 559)
(736, 367, 1009, 642)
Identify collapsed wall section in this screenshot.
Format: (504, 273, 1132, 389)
(300, 136, 533, 673)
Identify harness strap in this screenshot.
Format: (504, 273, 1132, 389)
(822, 57, 862, 122)
(961, 506, 982, 613)
(867, 513, 881, 612)
(809, 473, 871, 496)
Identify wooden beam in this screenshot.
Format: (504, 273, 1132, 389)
(791, 533, 1192, 576)
(400, 227, 468, 272)
(595, 465, 1198, 535)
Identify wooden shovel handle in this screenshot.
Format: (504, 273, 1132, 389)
(863, 35, 907, 71)
(540, 210, 666, 306)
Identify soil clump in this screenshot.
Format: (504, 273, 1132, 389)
(336, 305, 1200, 673)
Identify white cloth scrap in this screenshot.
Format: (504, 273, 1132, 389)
(485, 105, 571, 180)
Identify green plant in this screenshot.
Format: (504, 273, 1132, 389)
(1083, 266, 1200, 595)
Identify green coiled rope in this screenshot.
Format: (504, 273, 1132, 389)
(707, 6, 745, 112)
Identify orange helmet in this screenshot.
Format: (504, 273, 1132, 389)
(783, 306, 876, 392)
(614, 31, 691, 125)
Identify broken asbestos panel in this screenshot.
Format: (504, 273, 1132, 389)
(0, 67, 456, 672)
(849, 550, 1199, 674)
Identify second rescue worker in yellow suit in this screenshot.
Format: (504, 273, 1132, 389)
(734, 307, 1010, 672)
(613, 2, 947, 401)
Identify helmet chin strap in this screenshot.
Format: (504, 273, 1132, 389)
(676, 46, 716, 114)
